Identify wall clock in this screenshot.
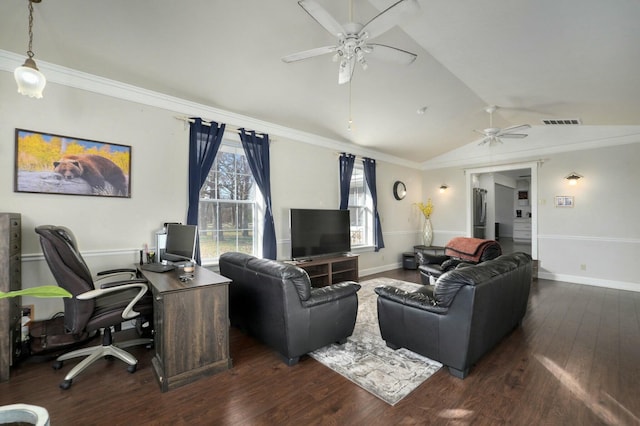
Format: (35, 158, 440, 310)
(393, 181, 406, 200)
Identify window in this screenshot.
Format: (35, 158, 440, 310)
(197, 142, 259, 262)
(348, 164, 374, 248)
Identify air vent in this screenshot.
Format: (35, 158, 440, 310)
(542, 118, 582, 125)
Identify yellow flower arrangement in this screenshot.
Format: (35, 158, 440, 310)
(416, 199, 434, 219)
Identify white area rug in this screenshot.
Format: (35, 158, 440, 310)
(309, 278, 442, 405)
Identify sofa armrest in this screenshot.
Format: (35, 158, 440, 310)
(374, 285, 448, 314)
(416, 252, 449, 265)
(303, 282, 361, 307)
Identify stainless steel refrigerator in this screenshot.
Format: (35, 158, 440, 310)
(473, 188, 487, 238)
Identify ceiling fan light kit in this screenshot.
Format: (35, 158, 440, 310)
(283, 0, 419, 85)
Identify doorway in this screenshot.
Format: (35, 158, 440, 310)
(465, 162, 538, 260)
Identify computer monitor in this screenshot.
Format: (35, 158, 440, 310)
(163, 224, 197, 262)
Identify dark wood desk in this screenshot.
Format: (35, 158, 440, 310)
(138, 265, 231, 392)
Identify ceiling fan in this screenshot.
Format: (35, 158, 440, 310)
(282, 0, 419, 85)
(475, 105, 531, 146)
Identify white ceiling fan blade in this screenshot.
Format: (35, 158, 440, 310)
(498, 133, 528, 139)
(338, 57, 356, 85)
(477, 136, 491, 146)
(366, 43, 417, 65)
(500, 124, 531, 134)
(475, 105, 530, 146)
(298, 0, 346, 38)
(282, 45, 338, 63)
(359, 0, 419, 40)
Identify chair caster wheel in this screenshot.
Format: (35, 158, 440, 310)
(127, 363, 137, 373)
(59, 379, 72, 390)
(52, 361, 63, 370)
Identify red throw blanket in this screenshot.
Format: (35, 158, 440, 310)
(445, 237, 497, 263)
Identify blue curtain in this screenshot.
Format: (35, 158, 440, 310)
(187, 118, 226, 264)
(362, 157, 385, 251)
(238, 129, 277, 260)
(339, 153, 356, 210)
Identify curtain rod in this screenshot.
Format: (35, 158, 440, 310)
(335, 152, 376, 162)
(174, 115, 268, 137)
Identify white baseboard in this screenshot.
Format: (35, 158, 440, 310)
(537, 271, 640, 293)
(360, 262, 403, 278)
(359, 262, 640, 294)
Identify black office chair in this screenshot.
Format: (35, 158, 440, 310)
(35, 225, 153, 390)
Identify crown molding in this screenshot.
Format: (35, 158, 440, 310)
(0, 49, 421, 170)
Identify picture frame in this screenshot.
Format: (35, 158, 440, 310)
(554, 195, 574, 208)
(14, 128, 131, 198)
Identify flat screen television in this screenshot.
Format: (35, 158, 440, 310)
(290, 209, 351, 260)
(163, 223, 197, 262)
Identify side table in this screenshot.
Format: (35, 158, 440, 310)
(413, 245, 446, 256)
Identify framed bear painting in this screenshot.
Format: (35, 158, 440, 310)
(14, 129, 132, 198)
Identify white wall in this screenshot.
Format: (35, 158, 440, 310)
(420, 168, 467, 246)
(536, 144, 640, 289)
(423, 142, 640, 292)
(270, 137, 423, 271)
(3, 66, 640, 322)
(1, 72, 423, 319)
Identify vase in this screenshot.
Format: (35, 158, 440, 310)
(423, 218, 433, 247)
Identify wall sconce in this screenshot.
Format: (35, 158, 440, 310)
(565, 172, 582, 186)
(439, 184, 448, 193)
(14, 0, 46, 99)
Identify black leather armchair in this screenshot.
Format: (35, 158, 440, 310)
(35, 225, 153, 389)
(219, 252, 361, 365)
(418, 237, 502, 284)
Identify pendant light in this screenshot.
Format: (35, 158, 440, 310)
(14, 0, 46, 99)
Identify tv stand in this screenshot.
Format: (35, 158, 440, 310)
(294, 254, 358, 287)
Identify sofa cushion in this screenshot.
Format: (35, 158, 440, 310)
(433, 254, 521, 307)
(374, 285, 448, 314)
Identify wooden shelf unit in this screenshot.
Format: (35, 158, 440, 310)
(295, 255, 358, 287)
(0, 213, 21, 383)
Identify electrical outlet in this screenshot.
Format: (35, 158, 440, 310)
(580, 264, 587, 271)
(21, 305, 34, 322)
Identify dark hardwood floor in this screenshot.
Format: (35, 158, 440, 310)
(2, 269, 639, 425)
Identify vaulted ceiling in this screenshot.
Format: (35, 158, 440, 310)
(2, 0, 639, 163)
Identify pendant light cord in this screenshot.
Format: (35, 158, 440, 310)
(27, 0, 35, 59)
(348, 81, 353, 131)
